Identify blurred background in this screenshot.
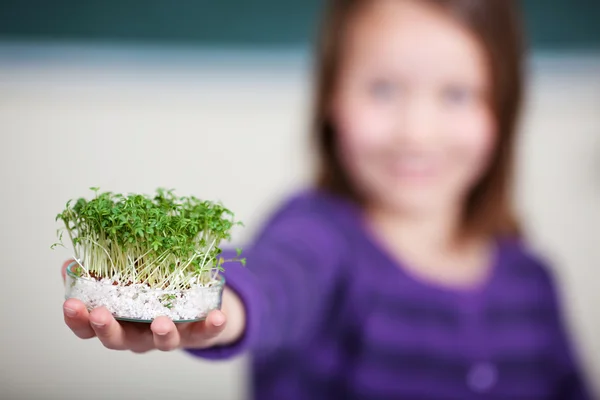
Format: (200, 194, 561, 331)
(0, 1, 598, 399)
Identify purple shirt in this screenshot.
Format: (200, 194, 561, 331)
(186, 189, 590, 399)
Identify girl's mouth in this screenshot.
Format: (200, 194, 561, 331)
(383, 155, 441, 181)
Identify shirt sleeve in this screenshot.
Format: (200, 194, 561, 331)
(538, 263, 592, 400)
(184, 195, 347, 360)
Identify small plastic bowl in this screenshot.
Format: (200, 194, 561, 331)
(64, 261, 225, 323)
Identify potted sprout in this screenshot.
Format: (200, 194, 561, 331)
(53, 188, 245, 323)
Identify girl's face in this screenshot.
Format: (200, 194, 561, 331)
(331, 0, 496, 216)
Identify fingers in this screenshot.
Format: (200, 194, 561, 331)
(89, 307, 128, 350)
(123, 323, 155, 354)
(151, 316, 181, 351)
(184, 310, 227, 348)
(204, 310, 227, 337)
(63, 300, 227, 352)
(63, 298, 96, 339)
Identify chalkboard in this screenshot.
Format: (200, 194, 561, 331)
(0, 0, 598, 50)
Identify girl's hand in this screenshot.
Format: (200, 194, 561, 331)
(60, 260, 245, 353)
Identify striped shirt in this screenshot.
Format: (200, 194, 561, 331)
(187, 189, 591, 399)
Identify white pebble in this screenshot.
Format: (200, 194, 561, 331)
(66, 277, 222, 321)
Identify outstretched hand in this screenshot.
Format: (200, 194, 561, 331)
(61, 260, 244, 353)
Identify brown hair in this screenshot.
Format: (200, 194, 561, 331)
(313, 0, 525, 239)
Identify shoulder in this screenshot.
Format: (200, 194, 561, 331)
(252, 187, 356, 253)
(267, 187, 353, 218)
(259, 188, 356, 233)
(498, 237, 559, 296)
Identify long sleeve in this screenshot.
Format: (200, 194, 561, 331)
(185, 193, 348, 360)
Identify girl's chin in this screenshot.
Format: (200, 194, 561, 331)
(377, 190, 447, 214)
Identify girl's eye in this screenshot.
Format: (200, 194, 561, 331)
(369, 79, 398, 100)
(442, 86, 474, 105)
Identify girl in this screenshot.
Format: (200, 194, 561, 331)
(62, 0, 591, 398)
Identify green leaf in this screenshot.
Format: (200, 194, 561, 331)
(53, 188, 245, 289)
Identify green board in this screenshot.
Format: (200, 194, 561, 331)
(0, 0, 598, 50)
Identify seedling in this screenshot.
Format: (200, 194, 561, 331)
(54, 188, 245, 322)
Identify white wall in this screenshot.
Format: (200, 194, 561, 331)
(0, 43, 598, 399)
(515, 54, 600, 393)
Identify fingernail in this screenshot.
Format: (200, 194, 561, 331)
(156, 331, 169, 336)
(90, 321, 106, 328)
(64, 307, 77, 317)
(213, 315, 225, 327)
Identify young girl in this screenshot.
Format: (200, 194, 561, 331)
(62, 0, 591, 398)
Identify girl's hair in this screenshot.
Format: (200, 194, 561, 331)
(313, 0, 525, 239)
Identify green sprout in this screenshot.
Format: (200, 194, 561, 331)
(160, 293, 178, 309)
(54, 188, 245, 290)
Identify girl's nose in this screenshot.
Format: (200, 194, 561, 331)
(396, 95, 437, 145)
